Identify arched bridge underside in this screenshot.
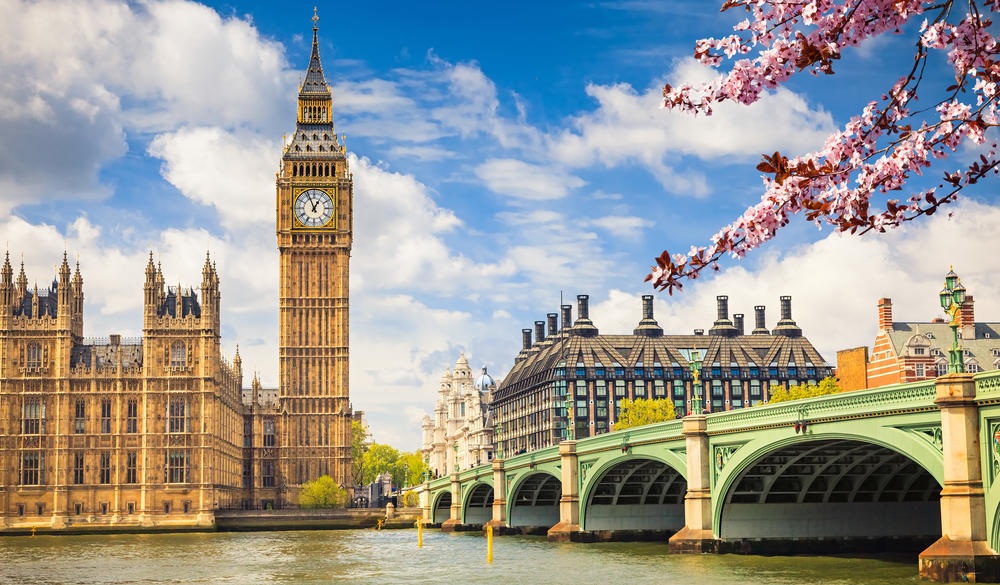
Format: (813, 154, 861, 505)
(432, 492, 451, 524)
(584, 459, 686, 531)
(464, 484, 494, 526)
(510, 473, 561, 530)
(721, 439, 941, 544)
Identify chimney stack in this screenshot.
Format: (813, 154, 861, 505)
(633, 294, 663, 337)
(773, 295, 803, 338)
(734, 313, 745, 336)
(752, 305, 769, 335)
(573, 294, 599, 337)
(534, 321, 545, 346)
(547, 313, 558, 338)
(560, 304, 572, 333)
(709, 294, 738, 337)
(877, 298, 893, 333)
(961, 295, 976, 340)
(521, 329, 532, 350)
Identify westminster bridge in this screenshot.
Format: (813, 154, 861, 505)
(418, 372, 1000, 582)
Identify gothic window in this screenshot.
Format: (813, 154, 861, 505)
(263, 418, 276, 447)
(168, 399, 187, 433)
(99, 452, 111, 484)
(165, 451, 188, 483)
(262, 460, 275, 487)
(74, 399, 86, 434)
(126, 399, 138, 433)
(20, 451, 42, 485)
(125, 452, 137, 484)
(170, 341, 186, 368)
(23, 397, 42, 434)
(100, 399, 112, 434)
(73, 452, 85, 484)
(26, 343, 41, 368)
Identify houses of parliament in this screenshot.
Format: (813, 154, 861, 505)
(0, 16, 352, 530)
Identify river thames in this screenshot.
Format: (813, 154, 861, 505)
(0, 529, 920, 585)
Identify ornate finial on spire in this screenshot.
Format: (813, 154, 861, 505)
(312, 6, 319, 30)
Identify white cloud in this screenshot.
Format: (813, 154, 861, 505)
(148, 127, 279, 229)
(548, 58, 836, 195)
(475, 158, 586, 200)
(585, 215, 654, 239)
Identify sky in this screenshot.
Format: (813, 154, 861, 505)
(2, 0, 1000, 450)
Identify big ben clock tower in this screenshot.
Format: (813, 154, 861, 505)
(276, 10, 353, 495)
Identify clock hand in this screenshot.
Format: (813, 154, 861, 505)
(311, 199, 319, 213)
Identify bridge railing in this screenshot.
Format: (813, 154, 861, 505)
(705, 378, 938, 435)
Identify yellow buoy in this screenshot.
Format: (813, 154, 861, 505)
(486, 524, 493, 563)
(417, 519, 423, 548)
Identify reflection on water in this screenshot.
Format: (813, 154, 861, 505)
(0, 529, 919, 585)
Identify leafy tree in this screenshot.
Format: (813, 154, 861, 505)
(351, 420, 370, 486)
(767, 377, 841, 404)
(299, 475, 347, 508)
(361, 443, 401, 485)
(649, 1, 1000, 293)
(401, 490, 420, 508)
(396, 451, 429, 487)
(614, 397, 677, 430)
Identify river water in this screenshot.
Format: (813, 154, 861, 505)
(0, 529, 919, 585)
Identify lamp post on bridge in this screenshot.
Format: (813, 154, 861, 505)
(939, 267, 967, 374)
(689, 349, 704, 416)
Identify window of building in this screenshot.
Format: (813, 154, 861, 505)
(768, 363, 779, 377)
(262, 461, 275, 487)
(614, 380, 626, 397)
(914, 347, 926, 355)
(634, 380, 647, 398)
(915, 363, 925, 377)
(749, 364, 760, 377)
(170, 341, 186, 368)
(126, 452, 137, 484)
(730, 363, 740, 378)
(750, 380, 762, 398)
(168, 400, 187, 433)
(595, 380, 607, 396)
(653, 380, 666, 397)
(673, 380, 685, 398)
(595, 363, 605, 377)
(26, 342, 41, 368)
(575, 363, 585, 377)
(74, 399, 86, 434)
(21, 451, 42, 485)
(788, 363, 798, 377)
(672, 363, 683, 377)
(166, 451, 188, 483)
(937, 361, 948, 376)
(634, 365, 644, 377)
(613, 363, 624, 377)
(73, 452, 85, 484)
(711, 362, 721, 377)
(731, 380, 743, 400)
(653, 363, 663, 377)
(263, 419, 276, 447)
(126, 399, 138, 434)
(23, 397, 42, 435)
(711, 380, 723, 397)
(575, 380, 587, 397)
(99, 452, 111, 484)
(100, 399, 112, 434)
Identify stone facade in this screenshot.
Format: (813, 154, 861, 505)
(421, 354, 496, 477)
(0, 253, 245, 529)
(492, 294, 833, 455)
(275, 14, 354, 497)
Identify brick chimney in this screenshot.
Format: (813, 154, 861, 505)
(877, 298, 893, 333)
(960, 295, 975, 340)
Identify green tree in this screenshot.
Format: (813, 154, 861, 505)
(299, 475, 347, 508)
(614, 398, 677, 431)
(767, 377, 840, 404)
(396, 451, 428, 487)
(361, 443, 401, 485)
(351, 420, 370, 486)
(401, 490, 420, 507)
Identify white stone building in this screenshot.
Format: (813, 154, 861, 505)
(421, 353, 496, 477)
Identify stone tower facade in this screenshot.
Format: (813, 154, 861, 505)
(275, 12, 353, 494)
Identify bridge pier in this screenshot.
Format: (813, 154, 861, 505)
(440, 473, 463, 532)
(547, 441, 581, 542)
(484, 458, 511, 534)
(919, 374, 1000, 583)
(669, 415, 720, 553)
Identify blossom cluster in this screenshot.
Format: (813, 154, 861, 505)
(651, 0, 1000, 293)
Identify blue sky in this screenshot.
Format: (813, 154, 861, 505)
(3, 0, 1000, 449)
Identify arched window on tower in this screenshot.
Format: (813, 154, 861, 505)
(26, 343, 41, 369)
(170, 341, 186, 369)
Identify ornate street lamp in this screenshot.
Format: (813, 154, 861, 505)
(939, 267, 968, 374)
(494, 422, 503, 459)
(689, 349, 704, 415)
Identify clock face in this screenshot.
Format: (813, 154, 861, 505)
(294, 189, 335, 227)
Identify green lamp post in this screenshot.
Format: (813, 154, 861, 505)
(689, 349, 704, 415)
(564, 393, 575, 441)
(939, 267, 967, 374)
(494, 422, 503, 459)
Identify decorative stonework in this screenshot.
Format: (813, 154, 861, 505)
(904, 424, 944, 454)
(713, 443, 745, 476)
(989, 420, 1000, 484)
